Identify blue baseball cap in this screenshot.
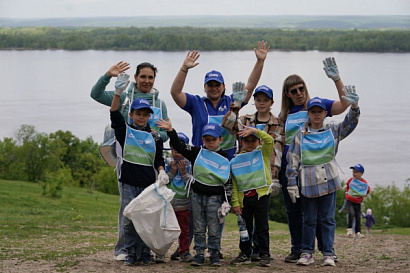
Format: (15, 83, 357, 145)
(201, 123, 222, 137)
(130, 98, 153, 113)
(254, 85, 273, 100)
(204, 70, 224, 84)
(350, 164, 365, 173)
(177, 132, 190, 144)
(307, 97, 326, 111)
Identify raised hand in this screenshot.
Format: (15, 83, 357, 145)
(238, 125, 258, 139)
(156, 117, 173, 132)
(232, 81, 248, 106)
(181, 51, 200, 72)
(107, 61, 130, 77)
(323, 57, 340, 82)
(114, 73, 130, 96)
(254, 40, 270, 61)
(342, 85, 359, 108)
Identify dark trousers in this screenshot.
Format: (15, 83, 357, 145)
(347, 200, 362, 233)
(240, 194, 270, 257)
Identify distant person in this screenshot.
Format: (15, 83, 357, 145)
(278, 57, 351, 263)
(157, 119, 232, 267)
(109, 74, 168, 266)
(362, 208, 376, 235)
(345, 164, 370, 238)
(90, 61, 168, 260)
(229, 125, 274, 267)
(286, 89, 361, 267)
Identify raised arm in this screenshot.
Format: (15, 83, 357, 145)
(243, 40, 270, 103)
(170, 51, 200, 108)
(322, 57, 351, 115)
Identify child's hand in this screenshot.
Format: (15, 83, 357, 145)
(156, 117, 173, 131)
(232, 206, 242, 216)
(177, 160, 186, 173)
(238, 125, 257, 138)
(169, 161, 178, 172)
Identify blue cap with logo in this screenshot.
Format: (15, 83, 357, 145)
(350, 164, 365, 173)
(307, 97, 326, 111)
(201, 123, 222, 137)
(177, 132, 190, 144)
(130, 98, 153, 113)
(253, 85, 273, 100)
(204, 70, 224, 84)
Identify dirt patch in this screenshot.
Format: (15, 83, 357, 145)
(2, 231, 409, 273)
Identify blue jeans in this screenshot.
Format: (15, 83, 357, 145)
(240, 194, 270, 257)
(114, 162, 127, 256)
(191, 192, 223, 254)
(279, 170, 303, 254)
(301, 191, 336, 256)
(121, 183, 150, 258)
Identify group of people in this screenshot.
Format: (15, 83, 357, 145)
(90, 40, 366, 268)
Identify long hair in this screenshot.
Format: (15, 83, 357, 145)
(279, 74, 311, 123)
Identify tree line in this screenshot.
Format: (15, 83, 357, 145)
(0, 26, 409, 52)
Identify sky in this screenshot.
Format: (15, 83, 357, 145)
(0, 0, 409, 18)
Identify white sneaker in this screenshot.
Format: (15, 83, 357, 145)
(323, 256, 336, 266)
(114, 253, 127, 261)
(347, 228, 354, 237)
(297, 253, 314, 266)
(356, 232, 365, 238)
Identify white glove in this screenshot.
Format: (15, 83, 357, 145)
(323, 57, 340, 82)
(232, 81, 248, 107)
(287, 185, 300, 203)
(218, 201, 231, 220)
(114, 73, 130, 96)
(342, 85, 359, 108)
(158, 169, 169, 187)
(270, 179, 281, 196)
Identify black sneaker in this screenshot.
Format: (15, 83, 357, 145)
(190, 254, 205, 266)
(251, 252, 261, 262)
(284, 252, 300, 263)
(170, 248, 180, 260)
(230, 253, 251, 265)
(210, 255, 222, 267)
(259, 254, 271, 267)
(123, 255, 136, 266)
(142, 254, 154, 266)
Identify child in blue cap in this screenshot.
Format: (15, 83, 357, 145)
(286, 85, 360, 267)
(157, 118, 232, 267)
(345, 164, 370, 238)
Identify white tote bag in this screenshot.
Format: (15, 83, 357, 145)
(123, 182, 181, 256)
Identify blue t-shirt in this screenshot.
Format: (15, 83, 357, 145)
(183, 93, 242, 160)
(281, 99, 334, 168)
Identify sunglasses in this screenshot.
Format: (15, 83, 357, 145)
(289, 86, 305, 95)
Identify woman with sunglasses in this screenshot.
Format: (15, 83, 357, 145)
(279, 57, 351, 263)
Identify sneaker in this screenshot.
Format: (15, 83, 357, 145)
(297, 253, 314, 266)
(123, 255, 136, 266)
(210, 255, 222, 267)
(259, 254, 271, 267)
(155, 255, 165, 263)
(251, 252, 261, 262)
(284, 252, 300, 263)
(170, 248, 180, 260)
(180, 252, 194, 262)
(347, 228, 354, 237)
(230, 253, 251, 265)
(356, 232, 365, 238)
(323, 256, 336, 266)
(114, 253, 127, 261)
(142, 254, 154, 266)
(190, 254, 205, 266)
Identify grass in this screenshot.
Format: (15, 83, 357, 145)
(1, 179, 409, 264)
